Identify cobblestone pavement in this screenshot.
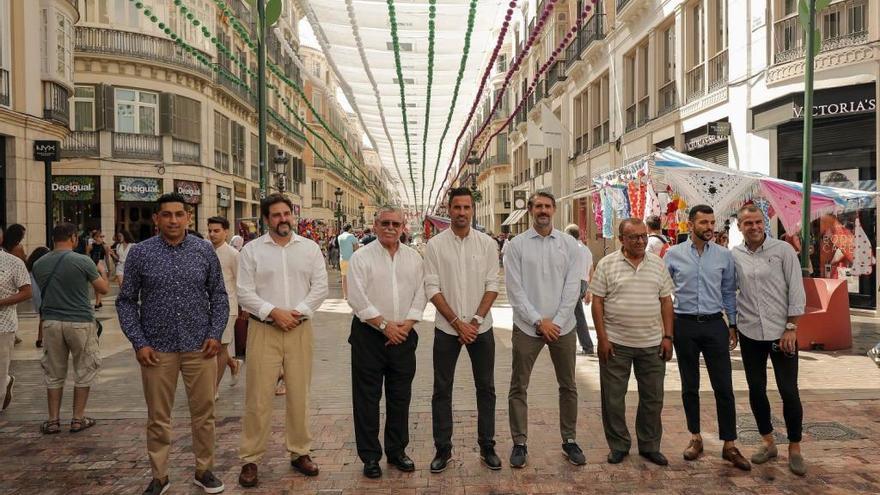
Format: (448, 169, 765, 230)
(2, 273, 880, 494)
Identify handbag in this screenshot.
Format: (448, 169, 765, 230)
(38, 251, 103, 338)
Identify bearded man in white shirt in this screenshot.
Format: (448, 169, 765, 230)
(346, 205, 427, 479)
(424, 188, 501, 473)
(237, 194, 329, 487)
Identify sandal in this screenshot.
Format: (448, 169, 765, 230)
(40, 419, 61, 435)
(70, 417, 97, 433)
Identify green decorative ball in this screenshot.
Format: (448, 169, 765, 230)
(143, 8, 151, 16)
(157, 22, 165, 29)
(150, 15, 158, 22)
(134, 2, 143, 9)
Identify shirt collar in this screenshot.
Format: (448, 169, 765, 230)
(526, 227, 558, 239)
(159, 233, 191, 249)
(262, 232, 302, 246)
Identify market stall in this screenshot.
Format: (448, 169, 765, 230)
(423, 214, 451, 240)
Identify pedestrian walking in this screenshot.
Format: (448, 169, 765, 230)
(86, 230, 109, 309)
(114, 231, 135, 287)
(565, 224, 594, 355)
(645, 215, 669, 258)
(0, 226, 32, 412)
(116, 193, 229, 495)
(236, 194, 328, 487)
(360, 227, 376, 246)
(2, 223, 27, 263)
(664, 204, 750, 470)
(206, 217, 242, 396)
(26, 246, 51, 348)
(32, 223, 108, 431)
(346, 205, 427, 479)
(590, 218, 674, 466)
(504, 192, 585, 468)
(424, 188, 501, 473)
(337, 224, 358, 299)
(733, 204, 807, 476)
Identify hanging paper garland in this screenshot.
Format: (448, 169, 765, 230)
(386, 0, 419, 209)
(420, 0, 437, 210)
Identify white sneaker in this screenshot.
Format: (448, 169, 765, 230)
(229, 359, 243, 387)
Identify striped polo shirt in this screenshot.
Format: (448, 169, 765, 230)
(589, 249, 674, 348)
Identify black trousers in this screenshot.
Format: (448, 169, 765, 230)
(349, 318, 418, 463)
(432, 328, 496, 452)
(673, 316, 737, 441)
(739, 332, 803, 442)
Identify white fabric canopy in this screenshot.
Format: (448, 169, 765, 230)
(296, 0, 505, 209)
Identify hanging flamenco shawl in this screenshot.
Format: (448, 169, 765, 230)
(664, 168, 759, 219)
(851, 217, 875, 276)
(601, 188, 614, 239)
(591, 191, 603, 234)
(759, 179, 838, 233)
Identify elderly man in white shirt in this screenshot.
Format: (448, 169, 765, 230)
(236, 194, 328, 488)
(424, 188, 501, 473)
(347, 204, 427, 480)
(504, 191, 584, 469)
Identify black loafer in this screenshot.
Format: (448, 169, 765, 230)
(607, 450, 629, 464)
(480, 446, 502, 470)
(639, 451, 669, 466)
(363, 460, 382, 479)
(430, 450, 452, 473)
(388, 453, 415, 472)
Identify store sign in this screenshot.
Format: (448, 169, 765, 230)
(513, 190, 527, 210)
(52, 176, 97, 201)
(685, 134, 728, 152)
(754, 83, 877, 130)
(174, 180, 202, 205)
(116, 177, 163, 202)
(707, 121, 731, 137)
(217, 186, 231, 208)
(234, 182, 246, 199)
(34, 140, 60, 161)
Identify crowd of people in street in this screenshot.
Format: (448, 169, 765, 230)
(0, 183, 838, 495)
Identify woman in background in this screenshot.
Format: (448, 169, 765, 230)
(114, 231, 135, 288)
(86, 230, 108, 309)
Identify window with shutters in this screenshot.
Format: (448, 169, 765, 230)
(115, 88, 158, 134)
(250, 133, 259, 180)
(231, 122, 246, 177)
(496, 132, 508, 163)
(657, 22, 677, 116)
(214, 111, 230, 172)
(72, 86, 96, 131)
(172, 95, 201, 143)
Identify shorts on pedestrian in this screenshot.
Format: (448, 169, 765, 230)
(221, 316, 237, 345)
(40, 320, 101, 389)
(340, 260, 350, 276)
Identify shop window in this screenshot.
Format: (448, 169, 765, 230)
(72, 85, 96, 131)
(115, 88, 158, 135)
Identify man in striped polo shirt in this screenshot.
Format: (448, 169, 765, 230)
(590, 218, 674, 466)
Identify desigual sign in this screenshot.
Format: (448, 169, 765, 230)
(52, 176, 98, 201)
(116, 177, 163, 202)
(175, 180, 202, 205)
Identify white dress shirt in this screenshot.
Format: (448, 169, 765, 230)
(504, 227, 582, 337)
(347, 240, 427, 324)
(215, 242, 239, 316)
(237, 233, 329, 321)
(424, 228, 499, 335)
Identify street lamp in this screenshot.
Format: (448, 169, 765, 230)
(273, 149, 288, 193)
(358, 202, 365, 227)
(334, 187, 343, 233)
(466, 151, 480, 228)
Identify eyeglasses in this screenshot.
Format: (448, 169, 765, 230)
(623, 234, 648, 242)
(379, 220, 402, 229)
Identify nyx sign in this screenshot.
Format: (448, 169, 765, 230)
(34, 140, 60, 161)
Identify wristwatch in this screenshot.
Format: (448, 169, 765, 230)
(378, 320, 388, 334)
(472, 314, 485, 325)
(662, 335, 673, 342)
(784, 322, 798, 331)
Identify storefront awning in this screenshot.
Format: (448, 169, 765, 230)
(502, 209, 528, 226)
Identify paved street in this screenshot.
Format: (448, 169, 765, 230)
(2, 273, 880, 494)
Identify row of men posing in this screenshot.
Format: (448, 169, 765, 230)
(60, 188, 806, 494)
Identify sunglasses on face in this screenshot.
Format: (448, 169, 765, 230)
(379, 220, 403, 229)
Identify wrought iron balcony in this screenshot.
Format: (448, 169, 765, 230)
(707, 49, 728, 93)
(774, 0, 869, 64)
(546, 60, 567, 91)
(113, 133, 163, 161)
(61, 131, 100, 158)
(172, 139, 200, 164)
(564, 14, 605, 72)
(657, 80, 677, 116)
(43, 82, 70, 126)
(685, 63, 705, 104)
(0, 68, 8, 106)
(75, 26, 213, 78)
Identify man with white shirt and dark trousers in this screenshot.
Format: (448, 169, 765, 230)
(347, 205, 427, 479)
(565, 224, 594, 355)
(424, 188, 501, 473)
(504, 192, 585, 468)
(732, 204, 807, 476)
(236, 194, 328, 487)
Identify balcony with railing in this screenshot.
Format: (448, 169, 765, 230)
(215, 71, 256, 107)
(774, 0, 869, 64)
(172, 139, 200, 164)
(113, 133, 163, 161)
(43, 81, 70, 126)
(546, 60, 567, 92)
(657, 80, 677, 116)
(565, 14, 605, 72)
(75, 26, 213, 78)
(707, 49, 728, 93)
(0, 68, 9, 106)
(625, 103, 637, 132)
(61, 131, 100, 158)
(685, 63, 705, 103)
(637, 95, 649, 126)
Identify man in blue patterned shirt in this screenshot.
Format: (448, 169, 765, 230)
(117, 192, 229, 495)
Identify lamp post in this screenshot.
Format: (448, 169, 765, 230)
(334, 187, 343, 233)
(358, 202, 365, 227)
(273, 149, 289, 193)
(466, 151, 480, 228)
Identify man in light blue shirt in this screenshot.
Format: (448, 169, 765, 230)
(337, 224, 358, 299)
(504, 192, 584, 469)
(665, 204, 750, 471)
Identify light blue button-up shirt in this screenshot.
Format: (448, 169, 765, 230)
(504, 227, 582, 337)
(665, 239, 737, 324)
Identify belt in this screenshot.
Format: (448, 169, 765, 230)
(675, 312, 723, 323)
(249, 314, 274, 325)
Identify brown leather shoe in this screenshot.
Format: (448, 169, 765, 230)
(722, 447, 752, 471)
(239, 463, 258, 488)
(683, 438, 703, 461)
(291, 455, 320, 476)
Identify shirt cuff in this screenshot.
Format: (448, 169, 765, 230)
(258, 303, 275, 321)
(528, 310, 543, 326)
(356, 305, 382, 321)
(425, 286, 441, 301)
(551, 314, 567, 328)
(406, 308, 424, 322)
(727, 314, 737, 326)
(294, 302, 314, 319)
(485, 281, 500, 293)
(788, 305, 805, 317)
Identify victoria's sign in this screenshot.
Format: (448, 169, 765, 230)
(793, 97, 876, 118)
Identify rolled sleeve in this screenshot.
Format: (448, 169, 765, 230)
(236, 243, 272, 319)
(423, 243, 442, 300)
(784, 247, 807, 316)
(407, 257, 427, 321)
(346, 251, 379, 321)
(484, 241, 500, 292)
(298, 245, 329, 318)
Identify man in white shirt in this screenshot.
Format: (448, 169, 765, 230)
(0, 227, 32, 411)
(346, 205, 427, 479)
(237, 194, 329, 487)
(424, 188, 501, 473)
(504, 192, 584, 468)
(564, 224, 594, 355)
(206, 216, 241, 395)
